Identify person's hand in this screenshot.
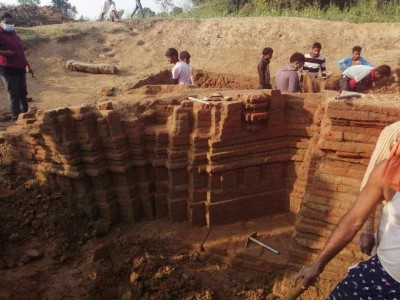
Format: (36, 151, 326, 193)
(349, 79, 357, 89)
(293, 264, 323, 289)
(359, 233, 375, 255)
(25, 65, 33, 74)
(3, 50, 15, 58)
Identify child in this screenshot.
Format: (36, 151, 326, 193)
(340, 64, 391, 92)
(180, 51, 191, 65)
(303, 42, 327, 80)
(337, 46, 372, 71)
(257, 47, 273, 89)
(165, 48, 191, 85)
(180, 51, 193, 84)
(275, 52, 305, 93)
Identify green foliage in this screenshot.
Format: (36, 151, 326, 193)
(185, 0, 236, 17)
(142, 7, 157, 17)
(17, 0, 41, 4)
(155, 0, 174, 12)
(51, 0, 77, 17)
(184, 0, 400, 22)
(170, 6, 184, 15)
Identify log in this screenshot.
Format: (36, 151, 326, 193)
(65, 60, 118, 75)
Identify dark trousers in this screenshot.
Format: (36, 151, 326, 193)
(131, 0, 144, 18)
(339, 76, 351, 92)
(0, 66, 28, 120)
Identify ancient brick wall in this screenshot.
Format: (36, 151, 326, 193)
(4, 91, 317, 227)
(6, 91, 400, 281)
(288, 96, 400, 283)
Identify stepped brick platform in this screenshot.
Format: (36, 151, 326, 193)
(4, 91, 400, 251)
(4, 90, 318, 228)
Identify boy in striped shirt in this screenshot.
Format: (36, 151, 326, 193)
(303, 42, 327, 80)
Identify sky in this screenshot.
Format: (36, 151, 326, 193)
(1, 0, 190, 19)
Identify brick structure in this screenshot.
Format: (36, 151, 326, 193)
(6, 91, 399, 244)
(5, 90, 314, 227)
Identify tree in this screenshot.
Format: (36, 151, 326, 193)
(51, 0, 77, 17)
(142, 7, 156, 17)
(171, 6, 184, 15)
(17, 0, 41, 4)
(155, 0, 175, 12)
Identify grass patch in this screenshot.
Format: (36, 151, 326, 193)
(179, 0, 400, 22)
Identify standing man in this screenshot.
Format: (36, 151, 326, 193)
(257, 47, 273, 89)
(0, 12, 33, 121)
(275, 52, 305, 93)
(358, 121, 400, 257)
(294, 149, 400, 299)
(337, 46, 372, 72)
(131, 0, 145, 18)
(303, 42, 327, 80)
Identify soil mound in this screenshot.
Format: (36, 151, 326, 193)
(0, 5, 73, 27)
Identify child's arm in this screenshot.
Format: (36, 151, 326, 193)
(337, 57, 348, 71)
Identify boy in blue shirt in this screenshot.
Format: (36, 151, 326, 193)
(337, 46, 372, 71)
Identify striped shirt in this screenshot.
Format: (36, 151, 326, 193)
(303, 53, 327, 79)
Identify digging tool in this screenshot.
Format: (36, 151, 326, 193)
(245, 232, 279, 255)
(188, 97, 211, 106)
(284, 282, 307, 300)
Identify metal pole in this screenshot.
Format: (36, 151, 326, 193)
(249, 237, 279, 255)
(188, 97, 211, 105)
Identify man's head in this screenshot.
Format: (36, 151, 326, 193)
(290, 52, 306, 70)
(311, 42, 322, 58)
(352, 46, 362, 61)
(165, 48, 179, 64)
(0, 12, 14, 32)
(180, 51, 191, 64)
(262, 47, 273, 60)
(375, 64, 392, 79)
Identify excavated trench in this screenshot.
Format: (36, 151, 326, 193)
(2, 85, 400, 299)
(131, 68, 400, 93)
(132, 69, 259, 90)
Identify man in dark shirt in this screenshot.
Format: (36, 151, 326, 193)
(0, 12, 33, 121)
(257, 47, 273, 89)
(275, 52, 305, 93)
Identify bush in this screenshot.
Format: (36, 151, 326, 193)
(183, 0, 400, 22)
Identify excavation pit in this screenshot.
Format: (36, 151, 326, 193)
(2, 87, 400, 299)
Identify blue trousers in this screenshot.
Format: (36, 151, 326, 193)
(328, 255, 400, 300)
(0, 66, 28, 120)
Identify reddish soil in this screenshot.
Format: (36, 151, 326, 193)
(0, 143, 294, 300)
(1, 18, 400, 300)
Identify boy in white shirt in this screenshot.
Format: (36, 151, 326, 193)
(340, 64, 391, 92)
(165, 48, 191, 85)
